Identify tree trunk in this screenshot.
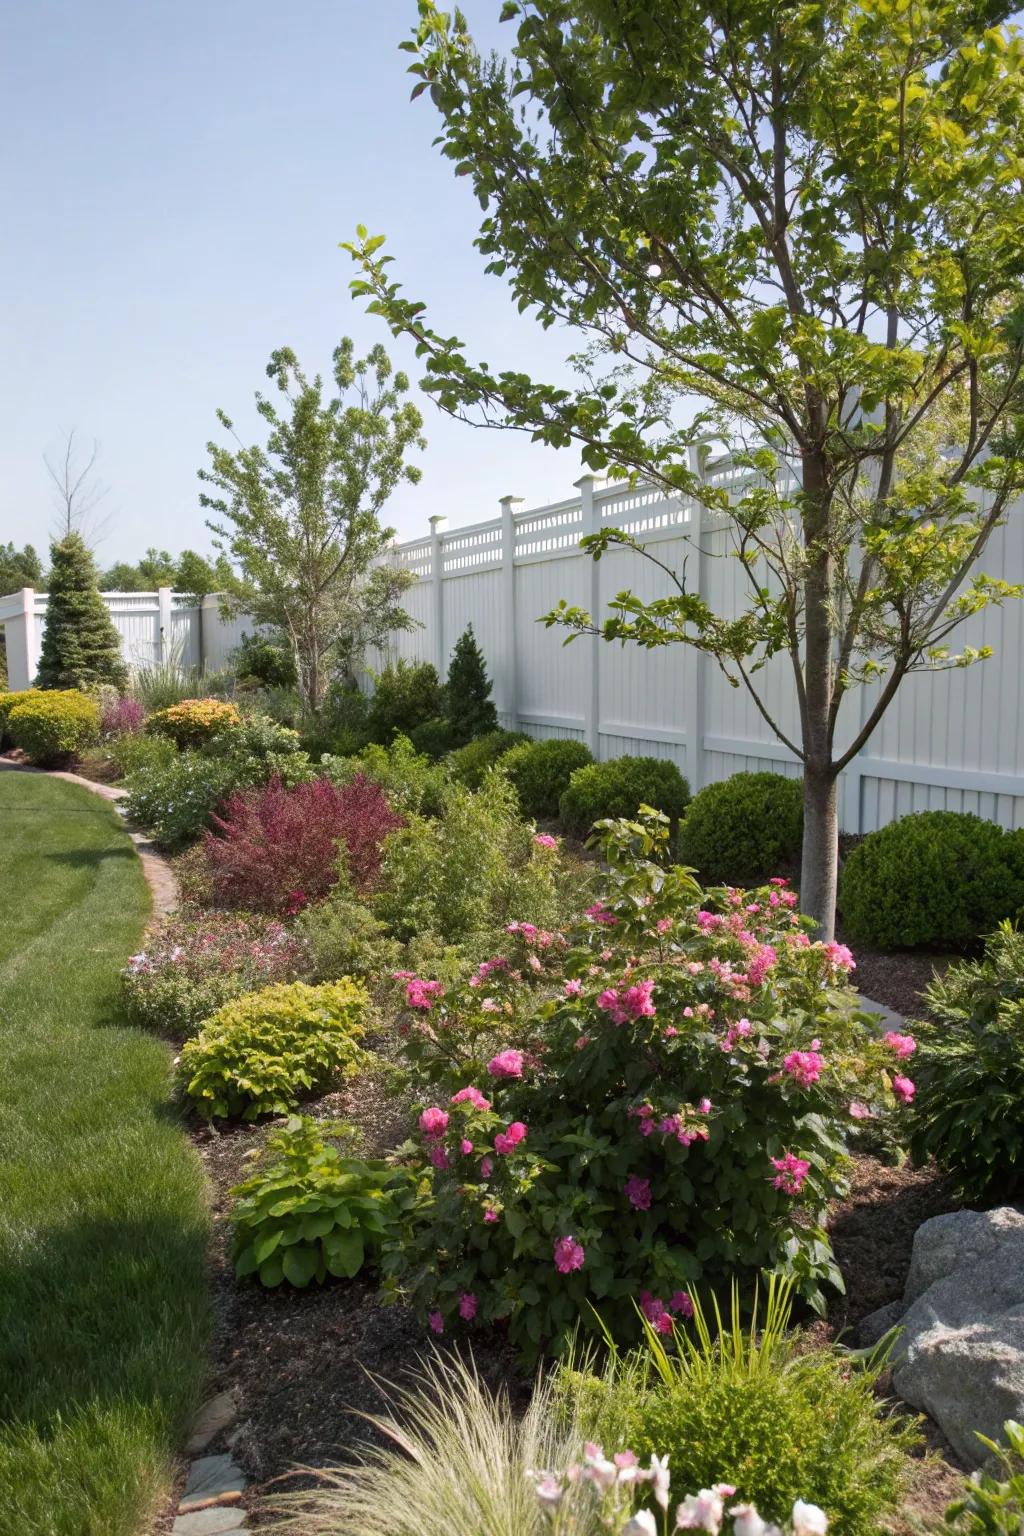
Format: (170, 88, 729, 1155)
(800, 764, 839, 940)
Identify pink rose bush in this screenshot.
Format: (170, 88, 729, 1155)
(385, 810, 912, 1358)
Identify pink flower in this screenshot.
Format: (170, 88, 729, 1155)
(656, 917, 673, 934)
(746, 944, 777, 985)
(406, 977, 444, 1010)
(822, 940, 856, 972)
(892, 1073, 916, 1104)
(669, 1289, 694, 1318)
(848, 1100, 873, 1120)
(428, 1310, 444, 1334)
(487, 1049, 524, 1080)
(554, 1235, 585, 1273)
(451, 1084, 492, 1111)
(458, 1291, 478, 1321)
(625, 1175, 652, 1210)
(460, 1138, 474, 1155)
(480, 1156, 493, 1177)
(783, 1049, 824, 1088)
(639, 1291, 674, 1333)
(419, 1106, 449, 1139)
(429, 1145, 451, 1170)
(533, 833, 558, 849)
(720, 1017, 752, 1054)
(564, 978, 583, 997)
(884, 1031, 917, 1059)
(585, 901, 618, 926)
(483, 1207, 498, 1223)
(597, 978, 656, 1025)
(771, 1152, 811, 1194)
(494, 1121, 527, 1155)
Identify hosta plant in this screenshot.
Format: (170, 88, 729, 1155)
(230, 1116, 412, 1288)
(121, 911, 308, 1039)
(178, 979, 368, 1120)
(384, 810, 912, 1358)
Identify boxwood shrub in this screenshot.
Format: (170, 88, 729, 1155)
(447, 729, 531, 789)
(559, 754, 690, 835)
(0, 688, 43, 748)
(501, 737, 594, 818)
(838, 810, 1024, 950)
(677, 772, 803, 885)
(7, 689, 100, 764)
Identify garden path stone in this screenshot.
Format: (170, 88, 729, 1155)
(186, 1389, 238, 1453)
(183, 1454, 246, 1502)
(172, 1507, 246, 1536)
(855, 993, 905, 1031)
(858, 1207, 1024, 1465)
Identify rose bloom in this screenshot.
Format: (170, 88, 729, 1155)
(553, 1235, 585, 1273)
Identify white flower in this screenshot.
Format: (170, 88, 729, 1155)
(730, 1503, 766, 1536)
(676, 1487, 726, 1534)
(624, 1513, 659, 1536)
(791, 1502, 828, 1536)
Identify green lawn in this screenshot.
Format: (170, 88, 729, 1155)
(0, 772, 209, 1536)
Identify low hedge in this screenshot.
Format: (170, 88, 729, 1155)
(0, 688, 43, 748)
(447, 729, 531, 789)
(7, 689, 101, 765)
(501, 737, 594, 818)
(558, 753, 690, 835)
(677, 771, 804, 885)
(838, 810, 1024, 950)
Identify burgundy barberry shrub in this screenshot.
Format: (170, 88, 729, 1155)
(383, 810, 914, 1360)
(204, 773, 403, 913)
(101, 694, 146, 737)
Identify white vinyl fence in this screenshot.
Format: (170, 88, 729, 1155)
(0, 588, 254, 691)
(370, 459, 1024, 836)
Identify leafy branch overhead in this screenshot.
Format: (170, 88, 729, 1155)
(343, 0, 1024, 932)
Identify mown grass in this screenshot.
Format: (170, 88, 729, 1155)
(0, 772, 209, 1536)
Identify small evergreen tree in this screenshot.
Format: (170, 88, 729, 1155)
(444, 624, 498, 745)
(36, 534, 129, 691)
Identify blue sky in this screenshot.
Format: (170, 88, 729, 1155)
(1, 0, 584, 563)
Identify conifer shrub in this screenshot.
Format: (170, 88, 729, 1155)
(7, 689, 101, 764)
(368, 659, 443, 743)
(443, 624, 499, 745)
(35, 533, 129, 691)
(678, 772, 803, 885)
(559, 755, 690, 834)
(501, 737, 594, 818)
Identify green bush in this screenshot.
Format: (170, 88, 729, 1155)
(907, 921, 1024, 1200)
(8, 689, 100, 765)
(231, 631, 297, 690)
(558, 1281, 915, 1536)
(147, 697, 242, 748)
(107, 731, 177, 780)
(443, 624, 499, 745)
(448, 729, 531, 789)
(368, 660, 443, 743)
(297, 874, 402, 981)
(407, 715, 458, 760)
(559, 754, 690, 835)
(374, 774, 583, 949)
(204, 711, 306, 765)
(123, 750, 240, 848)
(501, 737, 594, 818)
(677, 772, 804, 885)
(323, 734, 448, 818)
(0, 688, 43, 748)
(178, 979, 368, 1120)
(838, 811, 1024, 949)
(230, 1115, 410, 1288)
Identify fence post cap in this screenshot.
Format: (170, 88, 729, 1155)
(499, 493, 524, 509)
(428, 514, 448, 532)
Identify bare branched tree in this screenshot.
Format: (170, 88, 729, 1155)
(44, 428, 111, 543)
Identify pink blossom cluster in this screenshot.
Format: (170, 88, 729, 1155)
(419, 1106, 449, 1139)
(629, 1100, 711, 1147)
(494, 1120, 528, 1155)
(719, 1017, 753, 1053)
(822, 941, 856, 972)
(782, 1047, 824, 1088)
(504, 921, 556, 948)
(771, 1151, 810, 1194)
(597, 978, 657, 1025)
(553, 1234, 585, 1272)
(884, 1030, 917, 1059)
(585, 901, 618, 926)
(640, 1288, 694, 1332)
(624, 1174, 652, 1210)
(468, 956, 508, 988)
(533, 833, 558, 849)
(487, 1048, 524, 1080)
(451, 1084, 491, 1111)
(401, 976, 444, 1010)
(892, 1073, 915, 1103)
(745, 943, 777, 986)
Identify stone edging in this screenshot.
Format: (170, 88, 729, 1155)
(0, 759, 178, 914)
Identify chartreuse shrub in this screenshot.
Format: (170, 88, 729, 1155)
(121, 912, 308, 1040)
(179, 979, 368, 1120)
(678, 772, 803, 885)
(559, 754, 690, 834)
(8, 688, 101, 764)
(323, 733, 448, 817)
(230, 1115, 412, 1288)
(147, 697, 242, 748)
(448, 728, 530, 788)
(501, 736, 594, 818)
(384, 810, 910, 1359)
(0, 688, 43, 747)
(557, 1279, 915, 1536)
(838, 810, 1024, 950)
(907, 922, 1024, 1200)
(946, 1419, 1024, 1535)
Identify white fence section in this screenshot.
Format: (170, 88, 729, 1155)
(0, 589, 255, 691)
(371, 465, 1024, 836)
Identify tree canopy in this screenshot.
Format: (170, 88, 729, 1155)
(345, 0, 1024, 932)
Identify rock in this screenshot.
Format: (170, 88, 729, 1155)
(183, 1454, 246, 1503)
(172, 1508, 246, 1536)
(855, 1299, 906, 1349)
(186, 1390, 238, 1454)
(886, 1207, 1024, 1466)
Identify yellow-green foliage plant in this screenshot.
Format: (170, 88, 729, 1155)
(179, 979, 368, 1120)
(0, 688, 43, 747)
(7, 689, 101, 764)
(147, 696, 242, 749)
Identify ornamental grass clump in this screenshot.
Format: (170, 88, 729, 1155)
(121, 911, 308, 1039)
(178, 978, 368, 1120)
(384, 809, 913, 1359)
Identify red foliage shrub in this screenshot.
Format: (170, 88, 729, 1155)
(204, 773, 403, 913)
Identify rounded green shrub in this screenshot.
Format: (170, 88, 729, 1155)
(407, 715, 458, 760)
(838, 810, 1024, 950)
(8, 689, 100, 764)
(501, 737, 594, 818)
(367, 660, 443, 743)
(559, 754, 690, 834)
(124, 750, 239, 849)
(908, 922, 1024, 1200)
(677, 771, 803, 885)
(0, 688, 43, 748)
(448, 729, 530, 789)
(178, 978, 368, 1120)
